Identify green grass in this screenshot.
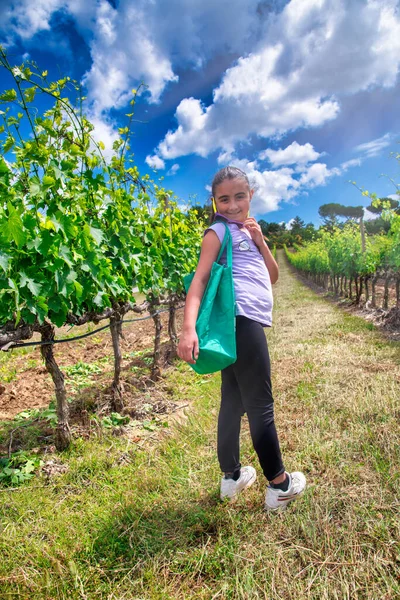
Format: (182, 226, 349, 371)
(0, 252, 399, 599)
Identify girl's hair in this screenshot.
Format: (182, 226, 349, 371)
(211, 166, 250, 198)
(210, 166, 251, 222)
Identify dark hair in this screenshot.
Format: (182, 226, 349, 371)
(211, 166, 250, 198)
(210, 166, 251, 222)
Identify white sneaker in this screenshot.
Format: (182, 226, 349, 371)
(265, 471, 306, 511)
(220, 466, 257, 502)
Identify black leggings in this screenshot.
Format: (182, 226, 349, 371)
(217, 316, 285, 482)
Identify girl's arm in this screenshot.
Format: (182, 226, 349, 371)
(178, 230, 221, 364)
(258, 241, 279, 284)
(244, 217, 279, 284)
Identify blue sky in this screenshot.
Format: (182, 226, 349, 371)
(1, 0, 400, 228)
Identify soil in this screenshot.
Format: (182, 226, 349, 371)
(0, 308, 185, 421)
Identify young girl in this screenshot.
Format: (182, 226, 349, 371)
(178, 166, 306, 511)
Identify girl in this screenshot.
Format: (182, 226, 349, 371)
(178, 166, 306, 511)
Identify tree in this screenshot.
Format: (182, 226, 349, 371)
(290, 216, 306, 234)
(365, 217, 391, 235)
(318, 203, 342, 229)
(366, 197, 400, 215)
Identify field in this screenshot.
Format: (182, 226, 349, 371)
(0, 252, 399, 599)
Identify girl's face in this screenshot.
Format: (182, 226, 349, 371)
(214, 177, 253, 223)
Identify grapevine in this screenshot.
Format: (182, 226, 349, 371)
(0, 50, 205, 449)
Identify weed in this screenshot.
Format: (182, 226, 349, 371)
(64, 361, 103, 390)
(0, 451, 43, 486)
(101, 412, 130, 428)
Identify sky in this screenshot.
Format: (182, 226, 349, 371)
(1, 0, 400, 228)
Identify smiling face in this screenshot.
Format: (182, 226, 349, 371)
(214, 177, 254, 223)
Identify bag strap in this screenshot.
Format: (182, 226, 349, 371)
(215, 220, 233, 268)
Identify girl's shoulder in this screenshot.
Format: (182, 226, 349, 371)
(204, 221, 229, 244)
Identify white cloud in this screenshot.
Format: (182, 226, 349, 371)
(340, 132, 396, 172)
(82, 1, 179, 111)
(363, 207, 379, 221)
(155, 0, 400, 160)
(87, 110, 120, 162)
(145, 154, 166, 170)
(158, 98, 212, 159)
(2, 0, 265, 108)
(1, 0, 64, 39)
(286, 218, 296, 230)
(341, 158, 362, 171)
(217, 150, 235, 165)
(218, 154, 343, 215)
(167, 163, 180, 176)
(354, 132, 393, 158)
(299, 162, 340, 188)
(260, 142, 321, 167)
(226, 158, 301, 214)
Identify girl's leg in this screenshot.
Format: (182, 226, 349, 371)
(232, 316, 285, 482)
(217, 364, 245, 475)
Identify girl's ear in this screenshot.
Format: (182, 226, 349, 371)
(249, 189, 254, 200)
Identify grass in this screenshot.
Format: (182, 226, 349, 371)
(0, 252, 399, 599)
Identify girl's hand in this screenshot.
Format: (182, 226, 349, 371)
(244, 217, 265, 249)
(177, 328, 199, 364)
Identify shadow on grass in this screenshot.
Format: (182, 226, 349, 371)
(83, 492, 241, 585)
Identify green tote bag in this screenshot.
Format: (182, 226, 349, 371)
(183, 222, 237, 374)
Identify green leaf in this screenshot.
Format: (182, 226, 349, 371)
(66, 270, 77, 283)
(59, 245, 73, 267)
(89, 226, 104, 245)
(23, 87, 36, 103)
(42, 175, 55, 188)
(3, 135, 15, 153)
(93, 291, 106, 307)
(2, 203, 26, 247)
(47, 296, 62, 313)
(0, 252, 10, 272)
(69, 144, 81, 155)
(73, 280, 83, 299)
(0, 159, 9, 174)
(20, 272, 42, 296)
(142, 420, 157, 431)
(51, 304, 67, 327)
(29, 178, 41, 196)
(35, 296, 49, 323)
(0, 89, 17, 102)
(23, 67, 32, 81)
(55, 271, 68, 297)
(59, 215, 78, 238)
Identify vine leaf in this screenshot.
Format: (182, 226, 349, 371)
(2, 203, 26, 247)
